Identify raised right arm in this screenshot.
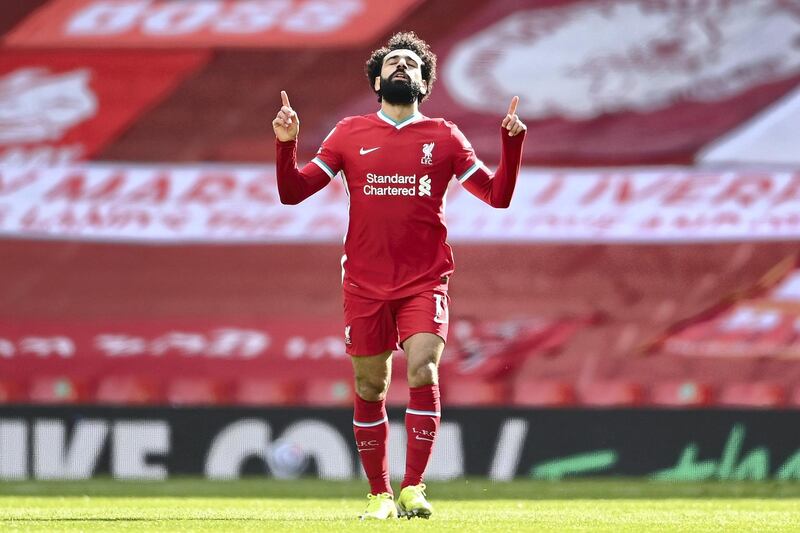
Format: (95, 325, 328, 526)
(273, 90, 339, 205)
(275, 139, 332, 205)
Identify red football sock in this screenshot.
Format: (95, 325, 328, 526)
(402, 384, 441, 488)
(353, 394, 391, 495)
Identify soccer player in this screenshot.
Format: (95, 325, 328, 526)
(273, 31, 526, 520)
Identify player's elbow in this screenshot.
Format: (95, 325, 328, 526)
(278, 190, 301, 205)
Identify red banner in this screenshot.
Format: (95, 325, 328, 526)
(0, 51, 208, 162)
(5, 0, 421, 49)
(0, 318, 348, 383)
(0, 314, 589, 393)
(3, 164, 800, 243)
(654, 255, 800, 358)
(328, 0, 800, 166)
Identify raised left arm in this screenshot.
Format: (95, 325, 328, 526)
(459, 96, 526, 208)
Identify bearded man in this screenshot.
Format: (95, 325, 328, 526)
(273, 31, 526, 520)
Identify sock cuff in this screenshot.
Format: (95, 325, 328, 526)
(408, 383, 441, 412)
(354, 394, 387, 425)
(409, 383, 439, 396)
(405, 407, 440, 417)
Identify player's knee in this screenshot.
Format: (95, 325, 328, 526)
(354, 375, 389, 401)
(408, 360, 438, 387)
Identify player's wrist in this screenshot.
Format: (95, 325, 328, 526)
(499, 126, 525, 143)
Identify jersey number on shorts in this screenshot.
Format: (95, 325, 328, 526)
(433, 293, 448, 324)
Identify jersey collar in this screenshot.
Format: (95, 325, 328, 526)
(377, 109, 423, 130)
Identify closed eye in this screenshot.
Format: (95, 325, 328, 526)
(385, 57, 419, 68)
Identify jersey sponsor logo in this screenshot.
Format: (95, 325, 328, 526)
(421, 142, 434, 165)
(363, 172, 418, 196)
(418, 175, 431, 197)
(358, 172, 433, 198)
(359, 146, 381, 155)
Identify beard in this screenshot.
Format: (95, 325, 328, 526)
(379, 74, 422, 105)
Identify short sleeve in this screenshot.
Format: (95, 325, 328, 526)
(311, 122, 345, 179)
(450, 124, 489, 183)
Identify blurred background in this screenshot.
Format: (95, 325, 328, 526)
(1, 0, 799, 482)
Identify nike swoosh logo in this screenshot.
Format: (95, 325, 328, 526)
(415, 436, 435, 443)
(359, 147, 381, 155)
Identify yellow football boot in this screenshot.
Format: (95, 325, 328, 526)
(397, 483, 433, 519)
(359, 492, 398, 520)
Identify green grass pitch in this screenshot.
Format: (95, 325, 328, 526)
(1, 479, 799, 532)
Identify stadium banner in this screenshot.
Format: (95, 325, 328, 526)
(0, 51, 209, 163)
(4, 0, 422, 49)
(1, 165, 800, 242)
(0, 315, 588, 386)
(653, 255, 800, 359)
(405, 0, 800, 166)
(0, 406, 799, 481)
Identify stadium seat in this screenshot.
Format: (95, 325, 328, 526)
(443, 379, 508, 406)
(166, 377, 227, 405)
(512, 379, 576, 407)
(650, 381, 713, 407)
(578, 381, 644, 407)
(300, 378, 354, 406)
(28, 376, 85, 404)
(717, 382, 787, 408)
(94, 376, 162, 405)
(233, 378, 299, 406)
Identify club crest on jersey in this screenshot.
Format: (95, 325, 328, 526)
(421, 142, 434, 165)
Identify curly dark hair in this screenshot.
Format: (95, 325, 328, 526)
(365, 31, 437, 103)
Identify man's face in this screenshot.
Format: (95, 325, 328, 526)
(375, 49, 427, 105)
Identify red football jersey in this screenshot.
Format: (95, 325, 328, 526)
(275, 109, 525, 300)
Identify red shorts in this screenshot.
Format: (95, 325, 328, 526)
(343, 289, 450, 356)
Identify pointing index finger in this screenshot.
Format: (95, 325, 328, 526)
(281, 90, 291, 109)
(507, 95, 519, 116)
